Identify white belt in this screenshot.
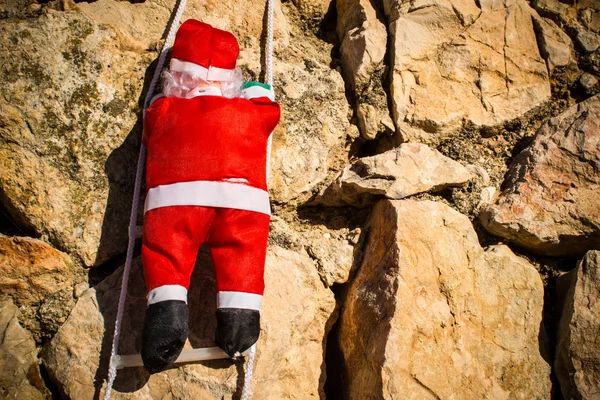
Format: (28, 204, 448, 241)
(144, 180, 271, 215)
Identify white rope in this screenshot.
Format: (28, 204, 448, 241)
(103, 1, 187, 398)
(265, 0, 275, 183)
(265, 0, 275, 87)
(241, 3, 273, 397)
(241, 346, 257, 400)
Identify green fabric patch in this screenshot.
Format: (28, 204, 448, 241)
(242, 81, 271, 91)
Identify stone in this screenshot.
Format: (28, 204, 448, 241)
(532, 15, 574, 73)
(268, 62, 351, 204)
(465, 164, 491, 186)
(42, 246, 336, 399)
(339, 199, 551, 399)
(0, 299, 49, 400)
(305, 234, 355, 287)
(384, 0, 551, 143)
(336, 0, 387, 92)
(0, 236, 75, 306)
(356, 102, 394, 141)
(315, 143, 472, 207)
(580, 73, 599, 92)
(269, 214, 362, 287)
(0, 0, 44, 18)
(478, 186, 497, 209)
(576, 29, 600, 53)
(336, 0, 391, 140)
(555, 251, 600, 400)
(480, 94, 600, 257)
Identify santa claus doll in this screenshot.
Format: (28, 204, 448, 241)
(141, 19, 280, 373)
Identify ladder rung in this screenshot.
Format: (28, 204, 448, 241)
(129, 225, 144, 239)
(112, 346, 246, 369)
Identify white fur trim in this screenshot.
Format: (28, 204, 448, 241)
(144, 180, 271, 215)
(170, 58, 236, 82)
(242, 85, 275, 101)
(217, 291, 263, 311)
(147, 285, 188, 305)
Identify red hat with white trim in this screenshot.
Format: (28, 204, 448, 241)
(170, 19, 239, 82)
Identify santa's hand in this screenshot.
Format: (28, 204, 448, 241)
(215, 308, 260, 358)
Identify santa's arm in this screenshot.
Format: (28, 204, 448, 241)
(142, 95, 166, 145)
(241, 81, 280, 135)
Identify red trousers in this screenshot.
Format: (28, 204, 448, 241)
(142, 205, 270, 302)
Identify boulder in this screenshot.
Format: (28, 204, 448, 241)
(532, 15, 575, 74)
(339, 199, 551, 399)
(576, 29, 600, 53)
(315, 143, 472, 207)
(580, 73, 599, 94)
(480, 94, 600, 257)
(0, 298, 49, 400)
(384, 0, 551, 142)
(270, 215, 360, 287)
(336, 0, 392, 140)
(0, 236, 75, 306)
(555, 250, 600, 400)
(42, 246, 336, 399)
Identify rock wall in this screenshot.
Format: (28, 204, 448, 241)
(1, 0, 599, 398)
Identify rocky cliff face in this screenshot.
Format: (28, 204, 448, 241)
(0, 0, 598, 399)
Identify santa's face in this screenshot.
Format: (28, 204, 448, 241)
(163, 70, 225, 98)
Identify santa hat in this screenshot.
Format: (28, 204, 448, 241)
(170, 19, 239, 82)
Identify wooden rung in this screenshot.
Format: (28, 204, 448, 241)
(128, 225, 144, 239)
(112, 346, 250, 369)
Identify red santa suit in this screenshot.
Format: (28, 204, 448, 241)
(141, 20, 280, 314)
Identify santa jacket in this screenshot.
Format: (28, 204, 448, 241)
(143, 83, 280, 215)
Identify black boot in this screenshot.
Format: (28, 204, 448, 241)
(215, 308, 260, 357)
(141, 300, 189, 374)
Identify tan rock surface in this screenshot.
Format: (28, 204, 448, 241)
(270, 215, 360, 287)
(0, 10, 148, 266)
(339, 200, 551, 399)
(385, 0, 551, 142)
(42, 246, 336, 399)
(315, 143, 472, 207)
(481, 94, 600, 256)
(0, 298, 49, 400)
(0, 236, 74, 306)
(555, 251, 600, 400)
